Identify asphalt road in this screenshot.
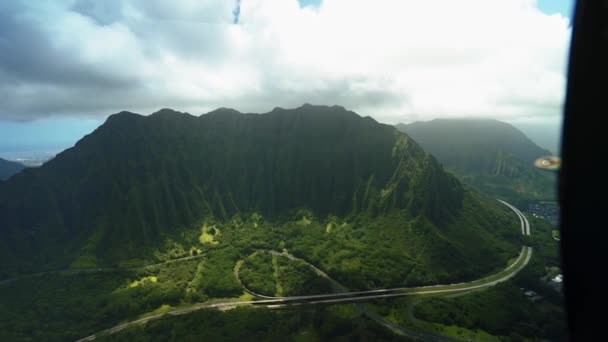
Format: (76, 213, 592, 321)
(75, 247, 531, 342)
(76, 200, 533, 341)
(497, 199, 531, 236)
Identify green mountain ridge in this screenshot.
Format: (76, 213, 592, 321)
(396, 119, 556, 203)
(0, 106, 518, 282)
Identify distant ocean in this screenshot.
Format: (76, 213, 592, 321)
(0, 148, 62, 167)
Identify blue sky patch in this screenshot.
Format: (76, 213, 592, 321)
(0, 118, 102, 155)
(299, 0, 322, 8)
(537, 0, 574, 18)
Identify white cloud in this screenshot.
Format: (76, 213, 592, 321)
(0, 0, 571, 124)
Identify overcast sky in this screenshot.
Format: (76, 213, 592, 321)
(0, 0, 573, 154)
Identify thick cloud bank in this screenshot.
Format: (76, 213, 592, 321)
(0, 0, 570, 123)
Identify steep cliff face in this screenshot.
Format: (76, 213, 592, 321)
(0, 105, 466, 276)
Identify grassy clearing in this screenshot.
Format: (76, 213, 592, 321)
(199, 223, 221, 244)
(238, 292, 255, 301)
(129, 276, 158, 288)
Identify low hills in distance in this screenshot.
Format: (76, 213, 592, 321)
(396, 119, 556, 204)
(0, 105, 521, 287)
(0, 157, 26, 180)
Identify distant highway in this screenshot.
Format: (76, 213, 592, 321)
(76, 200, 533, 341)
(497, 199, 531, 236)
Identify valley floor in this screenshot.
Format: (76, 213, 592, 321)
(0, 201, 565, 341)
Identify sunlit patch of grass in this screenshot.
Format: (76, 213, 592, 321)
(238, 292, 255, 301)
(148, 304, 173, 315)
(200, 232, 215, 243)
(199, 223, 221, 244)
(189, 247, 202, 256)
(297, 216, 311, 226)
(129, 276, 158, 288)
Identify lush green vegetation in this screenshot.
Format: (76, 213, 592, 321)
(239, 251, 337, 297)
(0, 192, 522, 341)
(0, 105, 470, 277)
(190, 246, 243, 299)
(98, 306, 406, 342)
(275, 255, 333, 296)
(238, 252, 277, 296)
(414, 282, 566, 341)
(0, 259, 199, 341)
(409, 216, 566, 341)
(0, 108, 524, 289)
(0, 106, 554, 341)
(397, 119, 556, 204)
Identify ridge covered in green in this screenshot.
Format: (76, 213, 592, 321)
(0, 105, 536, 341)
(0, 106, 516, 280)
(396, 119, 556, 203)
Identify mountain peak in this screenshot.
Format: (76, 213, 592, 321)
(296, 103, 346, 111)
(105, 110, 142, 122)
(151, 108, 190, 116)
(204, 107, 242, 116)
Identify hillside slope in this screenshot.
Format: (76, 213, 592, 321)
(0, 157, 25, 180)
(0, 106, 519, 282)
(396, 119, 556, 202)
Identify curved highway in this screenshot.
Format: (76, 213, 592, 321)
(76, 200, 532, 341)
